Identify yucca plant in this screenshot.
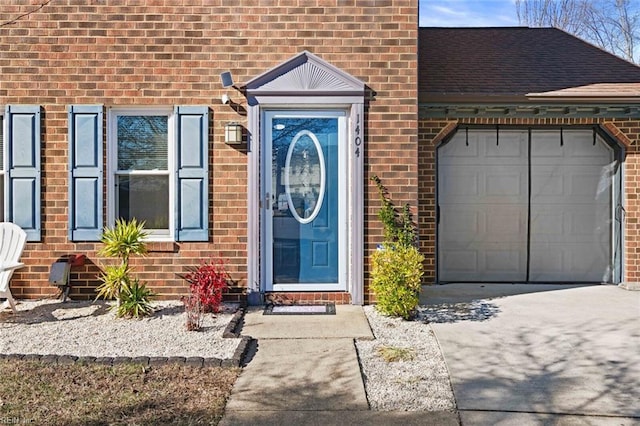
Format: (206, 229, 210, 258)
(96, 218, 154, 318)
(95, 263, 131, 301)
(99, 218, 149, 265)
(117, 279, 155, 318)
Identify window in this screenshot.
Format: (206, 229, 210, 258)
(109, 108, 174, 239)
(93, 106, 208, 242)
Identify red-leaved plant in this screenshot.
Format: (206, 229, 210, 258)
(183, 259, 229, 314)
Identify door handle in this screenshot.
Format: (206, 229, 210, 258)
(265, 192, 271, 210)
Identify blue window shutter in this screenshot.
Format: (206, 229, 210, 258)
(68, 105, 103, 241)
(175, 106, 209, 241)
(5, 105, 41, 242)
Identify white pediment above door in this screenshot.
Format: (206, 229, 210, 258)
(244, 51, 365, 97)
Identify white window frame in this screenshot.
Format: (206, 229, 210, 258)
(107, 107, 176, 241)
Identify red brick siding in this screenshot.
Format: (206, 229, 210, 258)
(1, 1, 418, 303)
(265, 292, 352, 305)
(419, 116, 640, 284)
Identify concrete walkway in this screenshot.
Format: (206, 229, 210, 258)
(422, 284, 640, 425)
(220, 305, 460, 426)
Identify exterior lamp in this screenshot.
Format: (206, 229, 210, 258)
(225, 122, 244, 144)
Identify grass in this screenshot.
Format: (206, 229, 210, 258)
(0, 359, 240, 425)
(376, 345, 416, 362)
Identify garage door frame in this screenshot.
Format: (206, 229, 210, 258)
(435, 125, 624, 284)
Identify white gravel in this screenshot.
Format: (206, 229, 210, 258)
(3, 299, 457, 411)
(0, 299, 241, 359)
(356, 305, 456, 411)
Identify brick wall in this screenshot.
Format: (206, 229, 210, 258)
(0, 0, 418, 302)
(419, 116, 640, 284)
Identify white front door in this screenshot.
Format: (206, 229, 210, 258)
(263, 110, 347, 291)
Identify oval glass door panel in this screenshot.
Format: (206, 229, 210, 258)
(284, 130, 326, 224)
(271, 117, 339, 284)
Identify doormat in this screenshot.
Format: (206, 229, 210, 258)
(263, 303, 336, 315)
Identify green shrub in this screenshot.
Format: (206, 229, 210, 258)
(117, 279, 155, 319)
(371, 243, 424, 319)
(371, 175, 417, 248)
(370, 175, 424, 319)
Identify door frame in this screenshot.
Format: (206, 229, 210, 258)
(262, 109, 348, 292)
(242, 51, 366, 304)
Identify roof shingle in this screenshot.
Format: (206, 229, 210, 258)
(419, 27, 640, 102)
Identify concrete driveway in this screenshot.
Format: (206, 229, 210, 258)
(421, 284, 640, 425)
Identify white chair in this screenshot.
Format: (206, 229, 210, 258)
(0, 223, 27, 313)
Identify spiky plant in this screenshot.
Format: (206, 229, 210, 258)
(96, 218, 153, 316)
(117, 279, 155, 318)
(96, 263, 131, 301)
(98, 218, 149, 267)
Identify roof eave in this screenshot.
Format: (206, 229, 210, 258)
(419, 93, 530, 104)
(420, 93, 640, 105)
(526, 94, 640, 103)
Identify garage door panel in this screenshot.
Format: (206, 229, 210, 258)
(484, 248, 526, 275)
(440, 209, 479, 241)
(442, 169, 526, 200)
(530, 210, 564, 236)
(485, 172, 524, 196)
(569, 210, 610, 238)
(440, 206, 526, 243)
(439, 129, 528, 282)
(438, 133, 480, 161)
(484, 131, 526, 158)
(533, 168, 607, 202)
(566, 131, 611, 160)
(441, 244, 526, 282)
(568, 247, 609, 273)
(440, 172, 480, 197)
(570, 173, 603, 196)
(440, 130, 528, 165)
(486, 209, 526, 238)
(441, 249, 478, 273)
(529, 130, 612, 282)
(530, 208, 609, 239)
(529, 246, 564, 278)
(530, 244, 609, 282)
(531, 131, 561, 157)
(533, 131, 612, 164)
(531, 168, 565, 197)
(439, 128, 615, 283)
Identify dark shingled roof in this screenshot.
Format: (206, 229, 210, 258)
(419, 27, 640, 102)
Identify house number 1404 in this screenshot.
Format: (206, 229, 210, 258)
(354, 114, 362, 158)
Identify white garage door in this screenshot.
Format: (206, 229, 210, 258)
(438, 128, 615, 283)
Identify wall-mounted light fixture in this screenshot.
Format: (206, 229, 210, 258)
(225, 122, 244, 144)
(220, 71, 243, 104)
(219, 71, 247, 117)
(220, 71, 234, 88)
